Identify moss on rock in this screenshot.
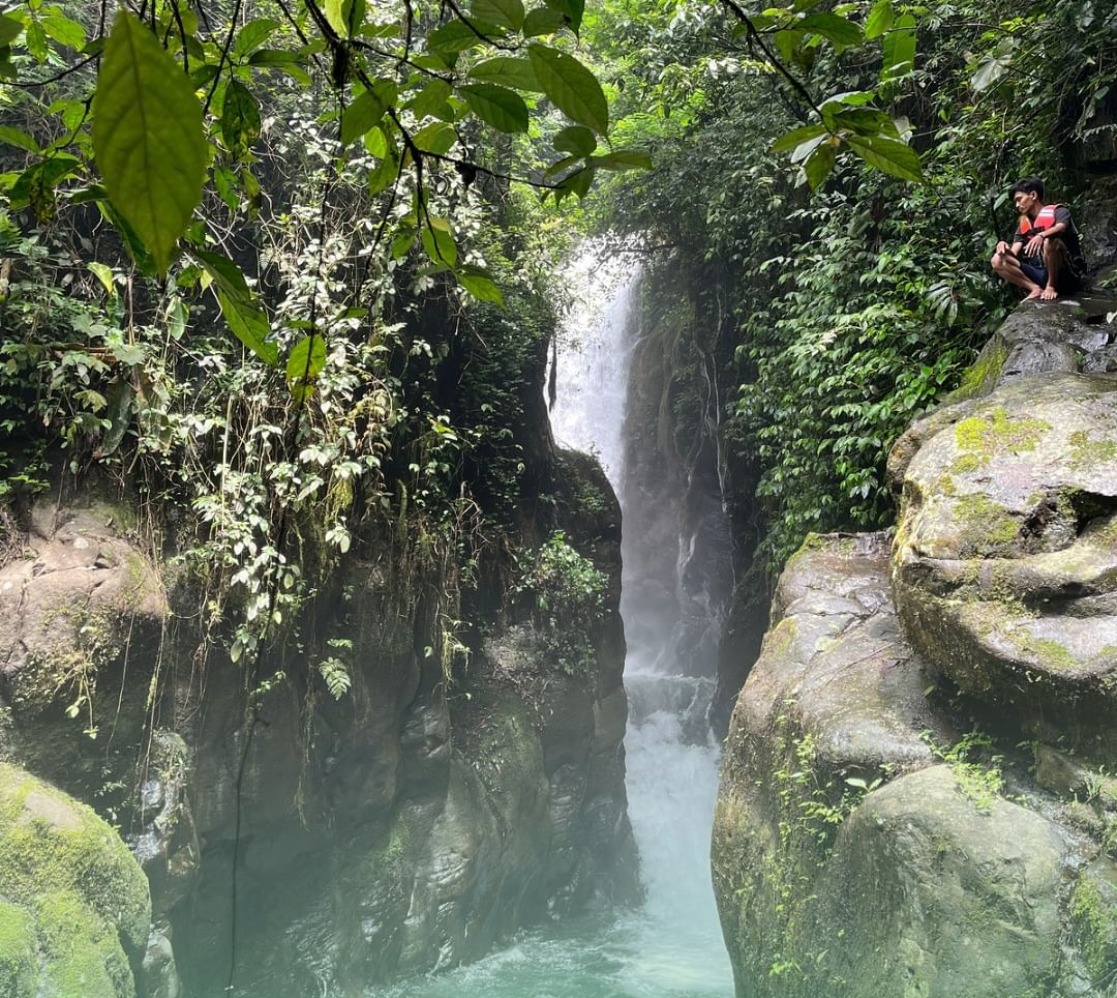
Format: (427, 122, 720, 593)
(0, 900, 36, 997)
(0, 763, 152, 998)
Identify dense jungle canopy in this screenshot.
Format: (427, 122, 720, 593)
(1, 0, 1115, 687)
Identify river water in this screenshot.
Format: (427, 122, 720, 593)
(382, 254, 735, 998)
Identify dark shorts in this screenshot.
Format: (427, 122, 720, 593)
(1018, 252, 1082, 294)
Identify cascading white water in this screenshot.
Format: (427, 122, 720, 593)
(381, 246, 733, 998)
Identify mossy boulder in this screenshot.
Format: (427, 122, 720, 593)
(808, 765, 1070, 998)
(891, 373, 1117, 760)
(713, 533, 941, 997)
(713, 533, 1117, 998)
(0, 761, 156, 997)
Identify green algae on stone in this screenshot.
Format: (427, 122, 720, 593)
(0, 900, 36, 997)
(0, 763, 152, 998)
(952, 407, 1051, 470)
(952, 493, 1019, 555)
(36, 889, 133, 998)
(1070, 871, 1117, 982)
(947, 339, 1009, 403)
(1068, 429, 1117, 471)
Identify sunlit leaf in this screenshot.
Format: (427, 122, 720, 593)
(468, 56, 542, 92)
(341, 88, 387, 146)
(458, 266, 504, 304)
(324, 0, 366, 38)
(471, 0, 525, 31)
(92, 10, 206, 275)
(287, 334, 327, 401)
(881, 13, 916, 82)
(421, 217, 458, 266)
(590, 150, 652, 171)
(42, 13, 86, 50)
(88, 262, 115, 295)
(528, 44, 608, 134)
(216, 290, 278, 366)
(368, 150, 400, 196)
(233, 18, 279, 57)
(364, 124, 389, 158)
(412, 121, 457, 155)
(460, 84, 529, 132)
(865, 0, 893, 40)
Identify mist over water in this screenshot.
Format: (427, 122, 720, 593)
(383, 249, 734, 997)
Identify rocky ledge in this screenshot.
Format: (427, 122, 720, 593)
(713, 292, 1117, 997)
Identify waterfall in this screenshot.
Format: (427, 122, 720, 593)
(550, 246, 734, 992)
(381, 245, 733, 998)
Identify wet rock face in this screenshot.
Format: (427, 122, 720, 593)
(0, 505, 168, 794)
(892, 373, 1117, 759)
(712, 534, 1117, 998)
(0, 443, 635, 998)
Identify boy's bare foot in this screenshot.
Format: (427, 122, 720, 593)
(1040, 285, 1058, 301)
(1025, 287, 1043, 300)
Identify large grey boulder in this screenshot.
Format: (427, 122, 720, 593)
(892, 373, 1117, 760)
(712, 532, 1117, 998)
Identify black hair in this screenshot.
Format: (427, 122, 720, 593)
(1010, 177, 1045, 200)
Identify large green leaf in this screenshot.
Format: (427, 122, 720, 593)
(408, 79, 454, 119)
(421, 216, 458, 266)
(324, 0, 365, 38)
(0, 14, 23, 46)
(471, 0, 525, 32)
(881, 13, 916, 82)
(845, 133, 922, 182)
(798, 12, 861, 51)
(803, 142, 837, 189)
(194, 248, 252, 298)
(771, 121, 827, 154)
(42, 13, 86, 50)
(543, 0, 584, 34)
(864, 0, 893, 40)
(460, 84, 529, 133)
(590, 150, 652, 171)
(233, 18, 279, 57)
(0, 126, 41, 153)
(217, 290, 278, 366)
(554, 124, 596, 156)
(528, 44, 608, 135)
(92, 10, 206, 275)
(468, 56, 542, 92)
(221, 79, 261, 153)
(287, 334, 327, 401)
(427, 19, 498, 55)
(458, 265, 504, 305)
(523, 7, 566, 37)
(412, 121, 457, 155)
(340, 88, 387, 146)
